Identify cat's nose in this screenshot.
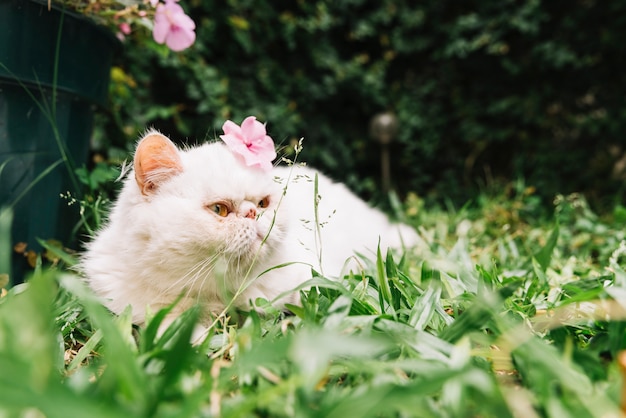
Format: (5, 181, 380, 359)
(245, 207, 257, 219)
(239, 201, 257, 219)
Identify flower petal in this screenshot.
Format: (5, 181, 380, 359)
(151, 1, 196, 50)
(152, 5, 169, 43)
(219, 116, 276, 172)
(221, 120, 243, 138)
(241, 116, 267, 142)
(170, 10, 196, 30)
(220, 133, 249, 156)
(166, 28, 196, 51)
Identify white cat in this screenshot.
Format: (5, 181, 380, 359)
(81, 126, 417, 335)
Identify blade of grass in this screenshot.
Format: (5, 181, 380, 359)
(37, 238, 77, 267)
(1, 159, 63, 213)
(533, 223, 559, 272)
(0, 207, 12, 284)
(409, 281, 442, 331)
(57, 274, 148, 409)
(67, 328, 102, 372)
(375, 244, 396, 318)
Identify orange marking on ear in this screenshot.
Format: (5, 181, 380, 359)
(134, 132, 183, 195)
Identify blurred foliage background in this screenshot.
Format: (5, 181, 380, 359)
(96, 0, 626, 211)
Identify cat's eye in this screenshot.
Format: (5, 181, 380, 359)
(258, 197, 270, 209)
(209, 203, 229, 217)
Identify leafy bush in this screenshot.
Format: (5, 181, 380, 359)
(97, 0, 626, 210)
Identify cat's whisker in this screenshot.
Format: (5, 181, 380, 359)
(180, 259, 210, 294)
(155, 253, 219, 300)
(188, 254, 221, 303)
(163, 262, 205, 293)
(186, 254, 220, 289)
(225, 254, 234, 280)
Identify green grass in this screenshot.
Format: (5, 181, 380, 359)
(1, 185, 626, 417)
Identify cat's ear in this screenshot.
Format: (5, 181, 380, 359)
(134, 131, 183, 195)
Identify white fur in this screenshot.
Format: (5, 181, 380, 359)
(81, 139, 417, 330)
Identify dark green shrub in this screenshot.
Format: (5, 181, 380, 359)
(97, 0, 626, 210)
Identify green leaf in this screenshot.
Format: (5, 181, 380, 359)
(375, 244, 395, 318)
(58, 275, 148, 410)
(67, 329, 102, 372)
(408, 281, 442, 331)
(533, 223, 559, 272)
(0, 207, 12, 283)
(37, 238, 78, 267)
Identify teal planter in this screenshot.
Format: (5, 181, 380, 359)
(0, 0, 119, 284)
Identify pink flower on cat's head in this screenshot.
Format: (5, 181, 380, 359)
(153, 0, 196, 52)
(220, 116, 277, 172)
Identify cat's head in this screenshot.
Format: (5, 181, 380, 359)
(129, 130, 286, 274)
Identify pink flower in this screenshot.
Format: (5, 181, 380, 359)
(153, 0, 196, 52)
(220, 116, 277, 172)
(119, 22, 131, 35)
